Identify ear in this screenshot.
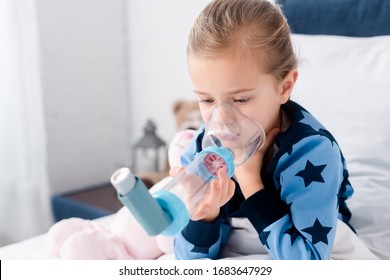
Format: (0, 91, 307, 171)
(280, 69, 298, 104)
(173, 100, 185, 115)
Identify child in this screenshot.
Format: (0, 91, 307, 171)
(173, 0, 377, 260)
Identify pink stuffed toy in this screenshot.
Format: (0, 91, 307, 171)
(47, 129, 197, 259)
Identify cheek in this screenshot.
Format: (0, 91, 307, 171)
(246, 106, 278, 133)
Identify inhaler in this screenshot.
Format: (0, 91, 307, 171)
(110, 103, 265, 236)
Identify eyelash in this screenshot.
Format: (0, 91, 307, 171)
(198, 98, 251, 105)
(198, 99, 214, 104)
(234, 98, 251, 104)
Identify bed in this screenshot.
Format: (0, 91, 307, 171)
(1, 0, 390, 260)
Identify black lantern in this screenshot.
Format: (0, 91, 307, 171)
(132, 119, 166, 174)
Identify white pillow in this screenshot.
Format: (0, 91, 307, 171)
(291, 34, 390, 259)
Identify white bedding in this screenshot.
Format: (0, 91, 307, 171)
(0, 217, 378, 260)
(1, 34, 390, 260)
(0, 234, 49, 260)
(0, 215, 111, 260)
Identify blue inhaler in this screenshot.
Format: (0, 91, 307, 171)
(110, 103, 265, 236)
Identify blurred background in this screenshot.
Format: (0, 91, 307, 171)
(0, 0, 211, 246)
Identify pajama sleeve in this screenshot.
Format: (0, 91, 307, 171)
(241, 135, 344, 259)
(174, 216, 223, 260)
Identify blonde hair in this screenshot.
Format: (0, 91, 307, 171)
(188, 0, 297, 81)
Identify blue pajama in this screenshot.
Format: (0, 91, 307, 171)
(174, 100, 354, 260)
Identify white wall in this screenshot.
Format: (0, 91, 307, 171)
(126, 0, 211, 145)
(37, 0, 130, 194)
(36, 0, 212, 195)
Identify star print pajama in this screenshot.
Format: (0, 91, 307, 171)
(174, 100, 358, 260)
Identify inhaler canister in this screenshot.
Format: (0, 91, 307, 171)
(111, 167, 172, 236)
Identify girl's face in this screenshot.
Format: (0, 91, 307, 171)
(188, 53, 295, 134)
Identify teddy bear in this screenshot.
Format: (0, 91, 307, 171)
(138, 99, 202, 188)
(46, 129, 198, 259)
(172, 99, 203, 131)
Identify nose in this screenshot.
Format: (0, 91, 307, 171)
(209, 103, 241, 136)
(213, 103, 236, 125)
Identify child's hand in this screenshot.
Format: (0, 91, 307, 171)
(169, 166, 234, 222)
(234, 127, 280, 198)
(191, 168, 235, 222)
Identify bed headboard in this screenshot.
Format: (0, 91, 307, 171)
(277, 0, 390, 37)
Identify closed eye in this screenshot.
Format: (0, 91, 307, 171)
(198, 98, 215, 104)
(233, 98, 251, 104)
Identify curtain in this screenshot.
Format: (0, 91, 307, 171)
(0, 0, 53, 246)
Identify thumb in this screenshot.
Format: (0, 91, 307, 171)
(169, 166, 184, 177)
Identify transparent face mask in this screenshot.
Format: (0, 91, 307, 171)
(202, 103, 266, 166)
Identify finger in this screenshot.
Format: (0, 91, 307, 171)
(201, 179, 221, 211)
(191, 182, 218, 221)
(193, 202, 211, 220)
(218, 167, 229, 181)
(227, 179, 235, 198)
(219, 173, 235, 204)
(191, 178, 220, 214)
(217, 168, 229, 197)
(209, 177, 222, 200)
(169, 166, 184, 177)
